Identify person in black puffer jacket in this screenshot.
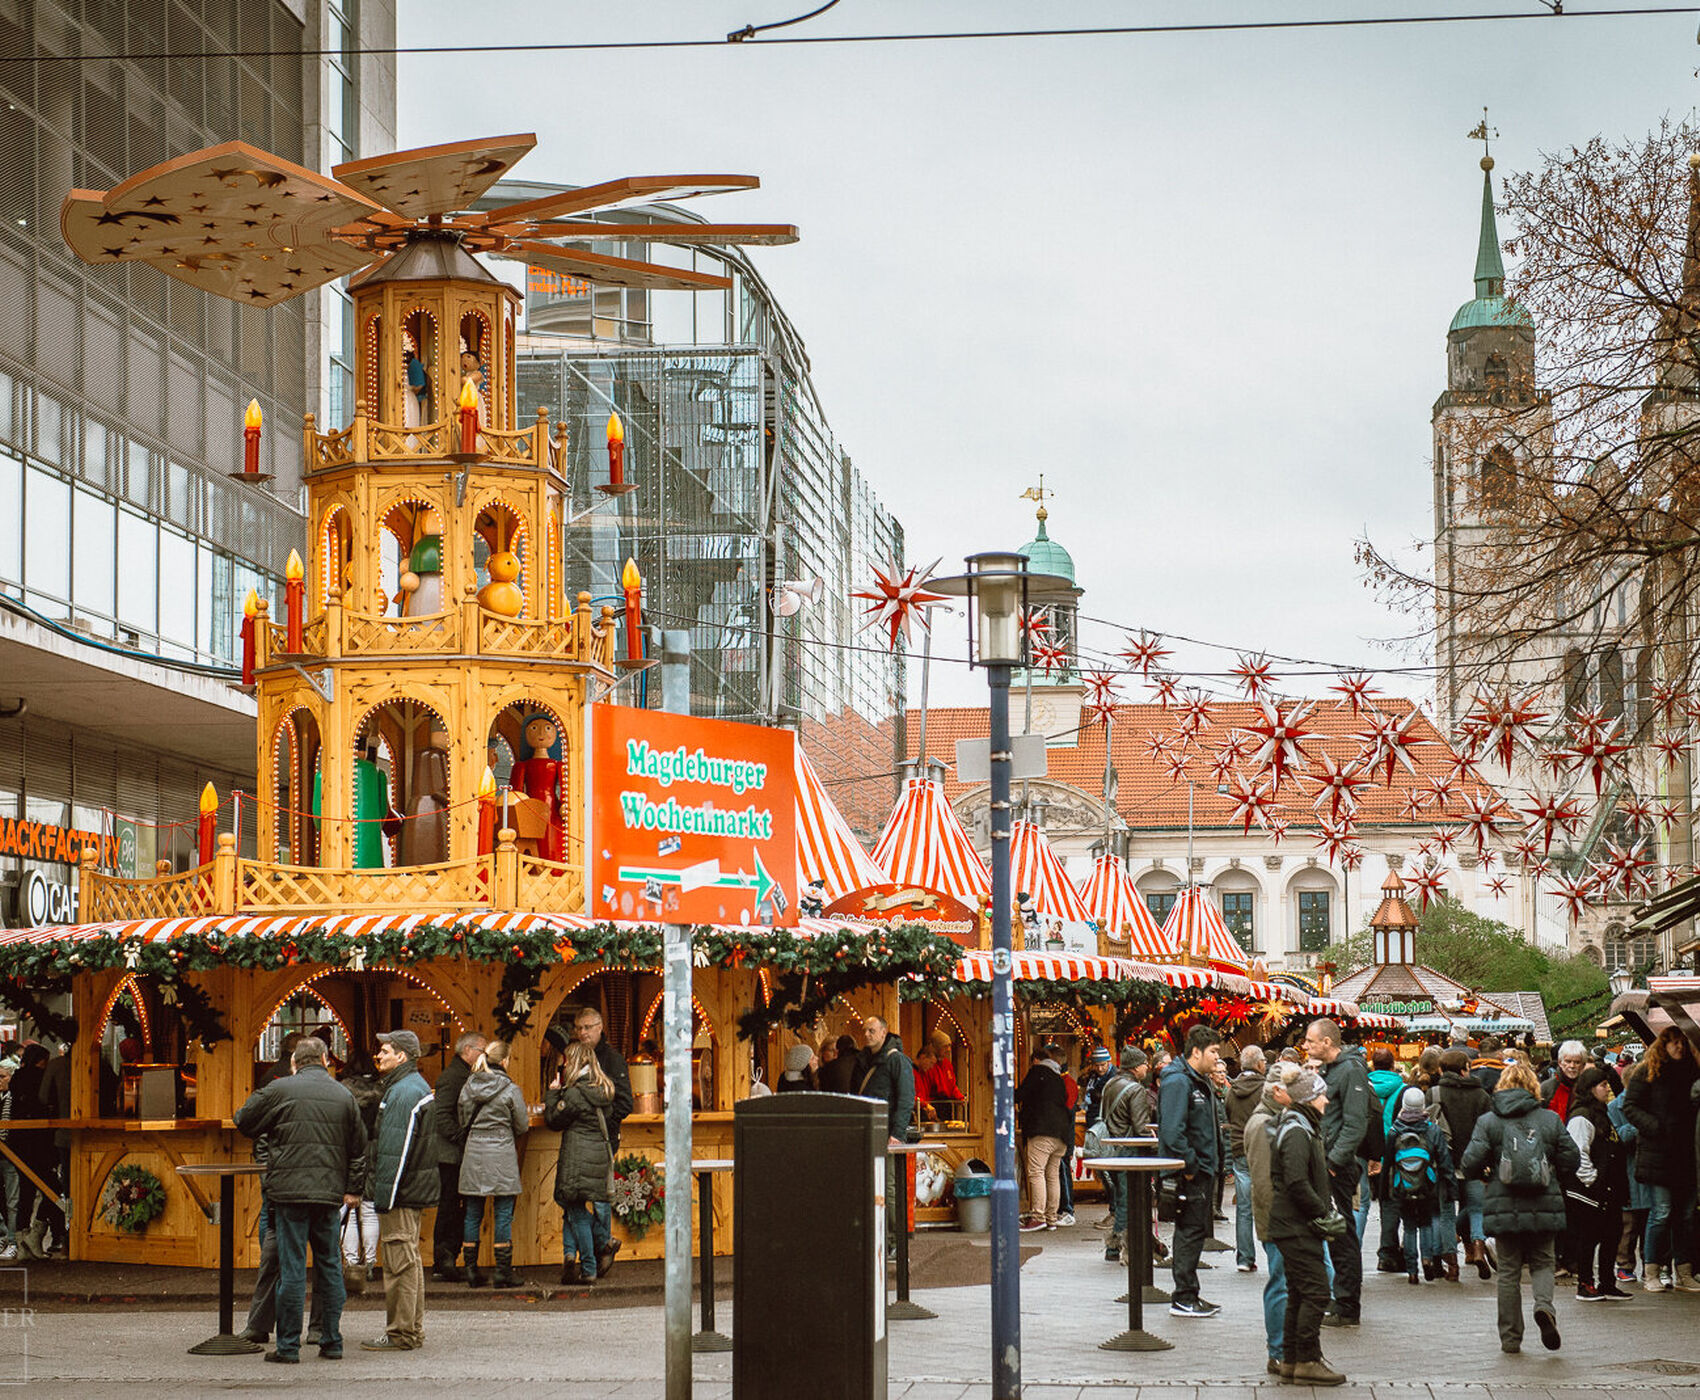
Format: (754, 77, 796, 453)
(1016, 1045, 1073, 1229)
(1265, 1066, 1344, 1387)
(1458, 1060, 1580, 1355)
(1619, 1028, 1699, 1291)
(1563, 1064, 1629, 1299)
(234, 1037, 368, 1362)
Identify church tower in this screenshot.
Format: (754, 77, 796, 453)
(1431, 148, 1548, 732)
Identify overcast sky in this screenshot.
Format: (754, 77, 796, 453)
(399, 1, 1696, 709)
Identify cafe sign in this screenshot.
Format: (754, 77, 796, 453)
(589, 705, 796, 927)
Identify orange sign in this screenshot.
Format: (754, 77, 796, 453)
(824, 884, 982, 947)
(589, 705, 796, 927)
(0, 818, 118, 868)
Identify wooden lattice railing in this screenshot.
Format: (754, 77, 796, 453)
(342, 608, 460, 655)
(303, 411, 554, 474)
(515, 855, 585, 914)
(263, 594, 616, 669)
(81, 866, 216, 922)
(238, 855, 494, 912)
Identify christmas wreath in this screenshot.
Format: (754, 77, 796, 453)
(610, 1153, 665, 1241)
(100, 1163, 167, 1232)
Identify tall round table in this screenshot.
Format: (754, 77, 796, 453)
(1082, 1155, 1185, 1352)
(176, 1162, 266, 1356)
(691, 1158, 734, 1353)
(1100, 1136, 1172, 1300)
(886, 1141, 936, 1321)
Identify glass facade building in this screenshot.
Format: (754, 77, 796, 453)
(0, 1, 394, 917)
(497, 182, 908, 838)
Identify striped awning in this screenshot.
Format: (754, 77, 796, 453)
(1352, 1012, 1405, 1030)
(794, 746, 886, 902)
(953, 949, 1214, 990)
(1008, 821, 1093, 922)
(1305, 996, 1354, 1018)
(1077, 854, 1175, 961)
(1161, 885, 1250, 972)
(0, 910, 870, 948)
(871, 778, 991, 902)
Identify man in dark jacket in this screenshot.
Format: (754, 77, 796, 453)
(239, 1032, 314, 1346)
(234, 1036, 367, 1364)
(430, 1031, 485, 1282)
(1459, 1064, 1581, 1354)
(854, 1015, 916, 1146)
(1159, 1025, 1223, 1318)
(1304, 1018, 1369, 1325)
(1100, 1044, 1152, 1260)
(1265, 1067, 1344, 1387)
(1226, 1044, 1267, 1271)
(576, 1006, 633, 1279)
(1016, 1046, 1073, 1230)
(361, 1030, 438, 1354)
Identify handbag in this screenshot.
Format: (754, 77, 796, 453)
(340, 1205, 369, 1295)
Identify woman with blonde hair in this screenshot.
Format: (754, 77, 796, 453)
(545, 1040, 617, 1285)
(1459, 1058, 1579, 1354)
(1620, 1027, 1698, 1291)
(457, 1039, 530, 1288)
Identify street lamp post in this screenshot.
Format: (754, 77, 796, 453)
(934, 551, 1071, 1400)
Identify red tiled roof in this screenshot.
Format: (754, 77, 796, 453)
(906, 697, 1497, 835)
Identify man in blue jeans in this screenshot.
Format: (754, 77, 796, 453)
(1159, 1025, 1224, 1318)
(575, 1006, 633, 1279)
(234, 1036, 368, 1363)
(1225, 1045, 1267, 1272)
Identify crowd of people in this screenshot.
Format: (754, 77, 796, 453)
(0, 1033, 72, 1260)
(1065, 1018, 1700, 1388)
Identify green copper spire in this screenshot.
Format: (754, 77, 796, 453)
(1474, 158, 1505, 298)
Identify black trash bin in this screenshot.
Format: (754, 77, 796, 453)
(734, 1092, 887, 1400)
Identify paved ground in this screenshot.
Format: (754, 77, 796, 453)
(5, 1212, 1699, 1398)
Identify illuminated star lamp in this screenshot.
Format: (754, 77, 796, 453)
(1519, 790, 1584, 854)
(1405, 862, 1447, 911)
(1229, 651, 1278, 701)
(1226, 775, 1281, 834)
(852, 560, 948, 650)
(1118, 630, 1171, 676)
(1304, 751, 1369, 819)
(1329, 671, 1381, 714)
(1082, 670, 1120, 727)
(1352, 707, 1428, 786)
(1242, 698, 1316, 793)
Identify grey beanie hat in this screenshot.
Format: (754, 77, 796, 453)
(1120, 1044, 1149, 1070)
(784, 1044, 814, 1073)
(1286, 1067, 1326, 1104)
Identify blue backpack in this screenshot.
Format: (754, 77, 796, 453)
(1390, 1125, 1437, 1204)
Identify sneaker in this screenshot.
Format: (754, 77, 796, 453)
(1616, 1264, 1636, 1283)
(237, 1327, 268, 1344)
(1236, 1262, 1256, 1273)
(263, 1351, 299, 1365)
(0, 1246, 14, 1262)
(1019, 1217, 1048, 1233)
(1056, 1212, 1076, 1227)
(1599, 1286, 1632, 1299)
(1535, 1308, 1561, 1351)
(359, 1336, 416, 1353)
(1575, 1282, 1603, 1301)
(1045, 1222, 1058, 1231)
(1168, 1298, 1221, 1319)
(1093, 1213, 1114, 1230)
(1320, 1312, 1360, 1327)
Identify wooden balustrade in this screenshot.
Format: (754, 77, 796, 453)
(303, 410, 552, 474)
(263, 596, 613, 669)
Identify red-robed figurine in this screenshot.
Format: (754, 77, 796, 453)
(509, 712, 566, 863)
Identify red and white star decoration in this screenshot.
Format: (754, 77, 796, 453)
(852, 561, 947, 649)
(1230, 652, 1278, 702)
(1118, 630, 1172, 677)
(1242, 699, 1317, 793)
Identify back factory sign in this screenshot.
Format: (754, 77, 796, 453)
(589, 705, 796, 927)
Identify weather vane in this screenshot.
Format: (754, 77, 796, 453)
(1019, 475, 1054, 519)
(1467, 107, 1498, 168)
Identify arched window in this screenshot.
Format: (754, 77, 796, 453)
(1479, 444, 1516, 510)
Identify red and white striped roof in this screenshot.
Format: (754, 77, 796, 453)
(794, 746, 886, 901)
(1009, 821, 1093, 922)
(871, 778, 991, 902)
(0, 910, 870, 948)
(953, 949, 1213, 990)
(1161, 885, 1250, 972)
(1078, 854, 1175, 962)
(1352, 1011, 1406, 1030)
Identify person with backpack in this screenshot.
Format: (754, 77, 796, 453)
(1096, 1044, 1152, 1262)
(1458, 1058, 1580, 1354)
(1383, 1086, 1453, 1284)
(1364, 1048, 1405, 1272)
(1564, 1064, 1631, 1300)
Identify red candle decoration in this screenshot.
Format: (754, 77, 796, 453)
(622, 556, 643, 661)
(197, 782, 218, 867)
(243, 399, 262, 475)
(477, 765, 498, 855)
(284, 548, 304, 653)
(458, 379, 479, 455)
(240, 588, 258, 685)
(606, 410, 625, 486)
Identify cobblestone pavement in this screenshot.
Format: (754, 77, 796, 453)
(7, 1215, 1699, 1397)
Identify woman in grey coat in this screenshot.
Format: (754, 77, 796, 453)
(1459, 1059, 1580, 1356)
(544, 1040, 616, 1285)
(458, 1039, 530, 1288)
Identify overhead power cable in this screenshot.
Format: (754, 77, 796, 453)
(2, 6, 1695, 63)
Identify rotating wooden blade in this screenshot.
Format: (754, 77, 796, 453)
(491, 240, 733, 292)
(61, 141, 381, 306)
(333, 133, 538, 220)
(471, 175, 761, 228)
(494, 220, 800, 247)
